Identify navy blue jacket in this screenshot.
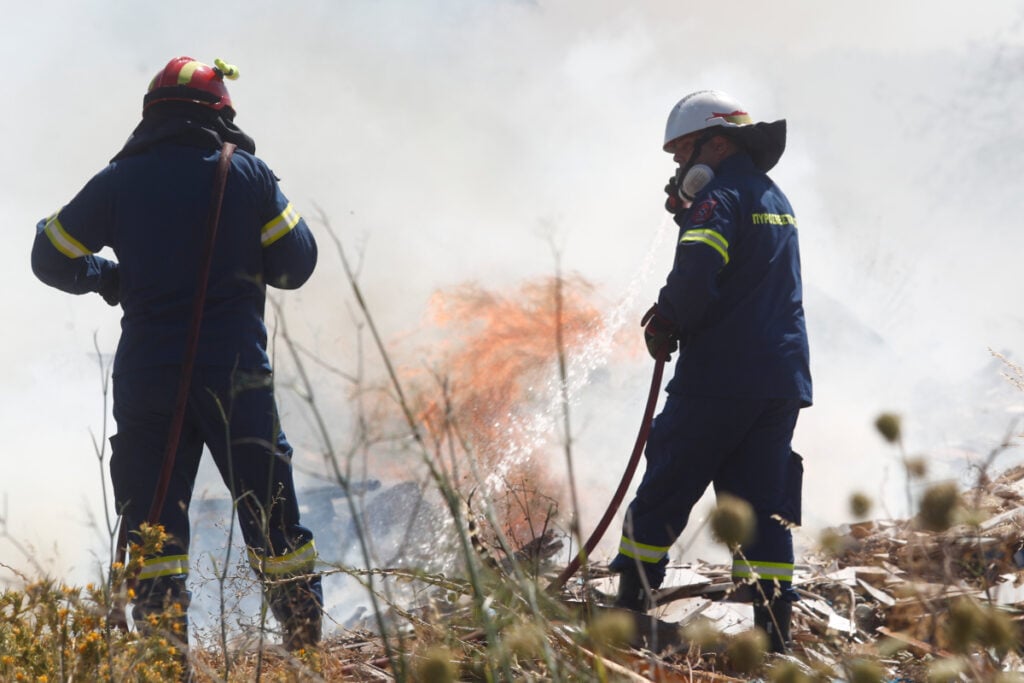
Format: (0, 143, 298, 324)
(32, 143, 317, 375)
(657, 153, 811, 405)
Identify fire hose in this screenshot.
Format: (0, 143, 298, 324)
(547, 354, 667, 593)
(110, 142, 236, 631)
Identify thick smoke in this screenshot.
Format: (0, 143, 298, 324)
(3, 2, 1023, 616)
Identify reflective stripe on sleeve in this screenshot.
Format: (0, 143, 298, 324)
(248, 539, 317, 576)
(617, 535, 671, 565)
(261, 202, 301, 247)
(731, 559, 794, 582)
(43, 214, 93, 259)
(680, 228, 729, 264)
(138, 554, 189, 580)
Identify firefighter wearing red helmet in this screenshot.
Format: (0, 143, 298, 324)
(31, 56, 322, 670)
(609, 90, 810, 654)
(144, 55, 237, 113)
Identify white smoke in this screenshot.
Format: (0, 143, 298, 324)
(2, 1, 1023, 624)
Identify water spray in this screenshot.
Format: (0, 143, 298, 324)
(547, 354, 666, 593)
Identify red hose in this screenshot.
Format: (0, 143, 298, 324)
(145, 142, 236, 525)
(110, 143, 236, 631)
(548, 355, 666, 593)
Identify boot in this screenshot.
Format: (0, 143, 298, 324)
(133, 604, 192, 680)
(279, 607, 322, 652)
(132, 578, 192, 680)
(268, 576, 324, 651)
(614, 564, 652, 612)
(753, 600, 792, 654)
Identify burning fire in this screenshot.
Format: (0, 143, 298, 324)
(402, 273, 607, 545)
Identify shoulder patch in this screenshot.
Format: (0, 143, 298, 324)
(689, 198, 718, 225)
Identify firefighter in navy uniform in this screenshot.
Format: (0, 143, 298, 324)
(31, 57, 323, 660)
(609, 90, 810, 653)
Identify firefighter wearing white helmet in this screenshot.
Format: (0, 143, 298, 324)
(661, 89, 788, 204)
(609, 89, 810, 656)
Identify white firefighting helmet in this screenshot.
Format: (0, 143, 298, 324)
(663, 89, 787, 172)
(663, 90, 753, 150)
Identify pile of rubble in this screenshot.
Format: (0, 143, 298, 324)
(580, 465, 1024, 679)
(272, 466, 1024, 680)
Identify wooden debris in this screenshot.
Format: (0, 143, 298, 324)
(572, 464, 1024, 679)
(876, 626, 953, 658)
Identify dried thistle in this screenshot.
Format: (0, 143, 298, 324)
(503, 620, 546, 660)
(726, 628, 767, 674)
(818, 528, 854, 558)
(905, 456, 928, 479)
(682, 614, 725, 649)
(711, 494, 755, 548)
(846, 657, 885, 683)
(849, 492, 872, 518)
(768, 659, 814, 683)
(416, 645, 459, 683)
(917, 482, 960, 532)
(587, 609, 635, 652)
(874, 413, 902, 444)
(927, 657, 967, 682)
(979, 603, 1019, 657)
(946, 597, 984, 654)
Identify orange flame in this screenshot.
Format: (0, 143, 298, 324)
(401, 273, 605, 542)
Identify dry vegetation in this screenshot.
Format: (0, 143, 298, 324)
(3, 227, 1024, 681)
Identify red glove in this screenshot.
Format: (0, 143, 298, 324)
(641, 304, 678, 361)
(664, 175, 685, 215)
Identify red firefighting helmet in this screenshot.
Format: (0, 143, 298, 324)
(143, 56, 239, 114)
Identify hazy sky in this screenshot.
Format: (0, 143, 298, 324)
(4, 1, 1024, 584)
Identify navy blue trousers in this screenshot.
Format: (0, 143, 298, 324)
(610, 394, 803, 599)
(110, 366, 321, 623)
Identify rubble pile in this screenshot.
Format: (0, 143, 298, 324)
(579, 465, 1024, 679)
(230, 466, 1024, 680)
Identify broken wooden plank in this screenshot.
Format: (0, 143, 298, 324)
(876, 626, 953, 658)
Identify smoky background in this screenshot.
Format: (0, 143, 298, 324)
(2, 0, 1023, 633)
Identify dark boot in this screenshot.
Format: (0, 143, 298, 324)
(753, 600, 792, 654)
(133, 577, 192, 680)
(268, 575, 324, 651)
(613, 564, 652, 612)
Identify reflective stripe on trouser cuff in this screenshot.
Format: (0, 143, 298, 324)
(44, 213, 93, 258)
(138, 554, 189, 580)
(617, 535, 670, 564)
(680, 228, 729, 264)
(261, 202, 301, 246)
(731, 559, 794, 582)
(249, 539, 317, 576)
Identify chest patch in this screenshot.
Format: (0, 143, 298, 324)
(689, 198, 718, 225)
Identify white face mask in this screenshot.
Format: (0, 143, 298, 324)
(678, 163, 714, 201)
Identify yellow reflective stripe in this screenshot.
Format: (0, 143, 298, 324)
(731, 559, 794, 581)
(138, 554, 189, 580)
(44, 214, 92, 259)
(680, 228, 729, 264)
(249, 539, 317, 576)
(261, 202, 301, 247)
(617, 535, 670, 564)
(177, 61, 201, 85)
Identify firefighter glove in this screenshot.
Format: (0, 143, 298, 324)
(641, 304, 678, 361)
(664, 175, 686, 215)
(98, 263, 120, 307)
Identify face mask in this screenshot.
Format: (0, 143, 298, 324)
(677, 163, 714, 201)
